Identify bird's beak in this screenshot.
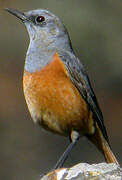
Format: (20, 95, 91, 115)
(5, 8, 28, 22)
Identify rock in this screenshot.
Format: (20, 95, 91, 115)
(40, 163, 122, 180)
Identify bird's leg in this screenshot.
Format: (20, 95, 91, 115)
(53, 131, 80, 170)
(40, 131, 80, 178)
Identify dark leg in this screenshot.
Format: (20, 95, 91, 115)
(53, 131, 80, 169)
(40, 131, 80, 178)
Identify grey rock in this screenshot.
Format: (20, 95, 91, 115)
(41, 163, 122, 180)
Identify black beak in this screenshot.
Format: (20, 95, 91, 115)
(5, 8, 28, 22)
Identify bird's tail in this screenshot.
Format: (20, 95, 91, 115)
(87, 122, 119, 165)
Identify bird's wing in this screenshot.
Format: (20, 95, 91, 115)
(58, 50, 109, 143)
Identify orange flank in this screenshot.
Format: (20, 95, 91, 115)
(23, 52, 94, 136)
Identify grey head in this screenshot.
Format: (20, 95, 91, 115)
(6, 8, 73, 72)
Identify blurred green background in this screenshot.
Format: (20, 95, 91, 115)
(0, 0, 122, 179)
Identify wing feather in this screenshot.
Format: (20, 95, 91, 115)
(59, 50, 109, 143)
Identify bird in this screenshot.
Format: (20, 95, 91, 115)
(5, 8, 119, 169)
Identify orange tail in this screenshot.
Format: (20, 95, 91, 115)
(87, 122, 119, 165)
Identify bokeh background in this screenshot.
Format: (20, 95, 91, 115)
(0, 0, 122, 179)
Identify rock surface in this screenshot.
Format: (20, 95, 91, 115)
(41, 163, 122, 180)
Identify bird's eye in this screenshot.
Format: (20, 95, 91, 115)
(35, 16, 45, 23)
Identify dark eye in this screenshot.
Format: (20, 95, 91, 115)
(35, 16, 45, 23)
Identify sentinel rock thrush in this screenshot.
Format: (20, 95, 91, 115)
(6, 8, 119, 169)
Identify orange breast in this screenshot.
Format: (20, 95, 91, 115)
(23, 53, 92, 136)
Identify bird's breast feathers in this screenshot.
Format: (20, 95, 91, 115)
(23, 52, 94, 135)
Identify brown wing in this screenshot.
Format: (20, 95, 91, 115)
(59, 50, 109, 143)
